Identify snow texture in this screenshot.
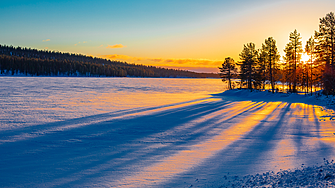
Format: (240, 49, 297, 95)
(1, 77, 335, 187)
(218, 159, 335, 188)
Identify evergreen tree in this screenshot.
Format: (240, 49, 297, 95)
(263, 37, 280, 93)
(219, 57, 236, 90)
(256, 46, 267, 89)
(239, 43, 258, 90)
(315, 12, 335, 95)
(305, 36, 316, 94)
(0, 45, 220, 78)
(284, 29, 303, 93)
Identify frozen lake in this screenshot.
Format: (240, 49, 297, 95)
(0, 77, 224, 130)
(1, 77, 335, 187)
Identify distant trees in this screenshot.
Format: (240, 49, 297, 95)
(0, 45, 219, 78)
(219, 57, 236, 90)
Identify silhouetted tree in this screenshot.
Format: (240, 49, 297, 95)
(284, 29, 303, 93)
(256, 46, 267, 89)
(219, 57, 237, 90)
(263, 37, 280, 93)
(239, 43, 258, 90)
(305, 36, 316, 94)
(315, 12, 335, 95)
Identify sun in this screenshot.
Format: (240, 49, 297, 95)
(301, 53, 310, 62)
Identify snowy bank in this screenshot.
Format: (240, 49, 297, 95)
(218, 160, 335, 188)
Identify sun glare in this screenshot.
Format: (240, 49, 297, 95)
(301, 53, 310, 62)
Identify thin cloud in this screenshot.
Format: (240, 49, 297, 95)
(101, 54, 143, 61)
(42, 39, 50, 42)
(75, 41, 88, 46)
(150, 58, 221, 66)
(100, 54, 222, 68)
(106, 44, 125, 49)
(102, 54, 128, 59)
(148, 58, 164, 63)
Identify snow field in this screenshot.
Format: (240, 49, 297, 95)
(1, 78, 335, 187)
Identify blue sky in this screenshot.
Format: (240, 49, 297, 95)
(1, 0, 334, 72)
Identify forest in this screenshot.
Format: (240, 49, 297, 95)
(219, 12, 335, 95)
(0, 45, 219, 78)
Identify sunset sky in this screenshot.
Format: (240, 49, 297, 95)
(1, 0, 334, 73)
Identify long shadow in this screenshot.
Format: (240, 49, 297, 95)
(313, 106, 321, 138)
(64, 100, 268, 187)
(1, 97, 245, 187)
(218, 102, 291, 169)
(0, 97, 217, 141)
(5, 95, 328, 187)
(0, 95, 271, 187)
(292, 104, 334, 166)
(65, 102, 270, 185)
(62, 100, 269, 187)
(161, 102, 292, 188)
(163, 102, 335, 188)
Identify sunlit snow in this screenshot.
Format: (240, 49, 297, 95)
(1, 77, 335, 187)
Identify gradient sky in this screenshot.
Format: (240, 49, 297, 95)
(1, 0, 334, 72)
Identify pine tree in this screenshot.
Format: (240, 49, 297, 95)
(239, 43, 258, 90)
(305, 36, 316, 94)
(256, 46, 267, 90)
(219, 57, 237, 90)
(284, 29, 303, 93)
(263, 37, 280, 93)
(315, 12, 335, 95)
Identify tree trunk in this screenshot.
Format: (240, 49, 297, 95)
(228, 69, 232, 90)
(332, 30, 335, 94)
(293, 47, 297, 93)
(269, 56, 274, 93)
(310, 53, 313, 95)
(248, 61, 252, 90)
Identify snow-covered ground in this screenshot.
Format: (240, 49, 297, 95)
(1, 77, 335, 187)
(218, 159, 335, 187)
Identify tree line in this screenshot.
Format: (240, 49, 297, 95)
(0, 45, 219, 78)
(219, 12, 335, 95)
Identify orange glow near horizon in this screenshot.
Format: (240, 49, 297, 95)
(99, 54, 224, 73)
(3, 1, 334, 73)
